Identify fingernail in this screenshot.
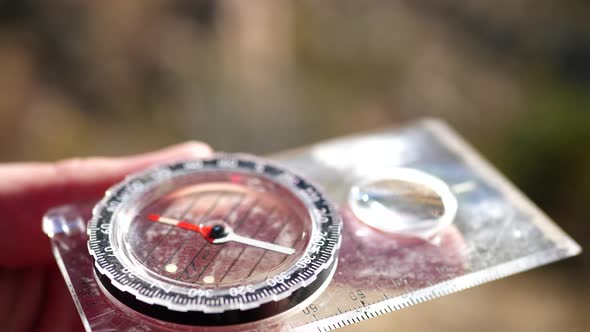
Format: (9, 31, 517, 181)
(167, 141, 213, 157)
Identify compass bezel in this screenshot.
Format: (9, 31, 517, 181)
(87, 154, 341, 325)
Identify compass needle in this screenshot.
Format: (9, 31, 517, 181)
(224, 233, 296, 255)
(148, 214, 295, 255)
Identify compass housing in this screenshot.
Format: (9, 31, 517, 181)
(87, 154, 341, 325)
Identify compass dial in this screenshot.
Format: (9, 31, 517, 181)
(87, 155, 341, 325)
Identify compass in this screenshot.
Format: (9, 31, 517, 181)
(87, 154, 341, 326)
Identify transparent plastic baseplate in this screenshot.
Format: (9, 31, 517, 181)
(44, 119, 581, 332)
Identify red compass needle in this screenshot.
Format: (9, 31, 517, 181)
(148, 213, 213, 239)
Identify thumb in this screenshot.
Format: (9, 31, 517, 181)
(0, 141, 212, 267)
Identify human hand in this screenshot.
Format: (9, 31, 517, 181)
(0, 142, 212, 332)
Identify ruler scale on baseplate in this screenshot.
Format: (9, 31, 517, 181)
(43, 119, 581, 332)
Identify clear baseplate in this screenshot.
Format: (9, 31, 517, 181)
(43, 119, 581, 332)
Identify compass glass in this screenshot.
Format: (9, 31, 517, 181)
(88, 156, 340, 325)
(124, 173, 312, 288)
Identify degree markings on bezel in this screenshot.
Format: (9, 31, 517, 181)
(88, 154, 341, 317)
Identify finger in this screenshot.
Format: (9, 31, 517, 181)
(0, 141, 212, 201)
(1, 267, 46, 332)
(0, 141, 212, 267)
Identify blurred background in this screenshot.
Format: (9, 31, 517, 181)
(0, 0, 588, 331)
